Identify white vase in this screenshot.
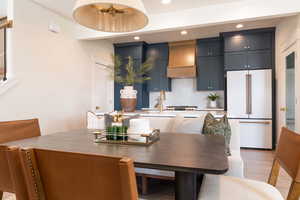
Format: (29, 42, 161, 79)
(120, 86, 137, 99)
(209, 100, 217, 108)
(120, 86, 138, 112)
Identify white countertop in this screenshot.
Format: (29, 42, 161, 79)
(95, 110, 226, 118)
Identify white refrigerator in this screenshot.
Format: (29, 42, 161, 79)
(227, 69, 273, 149)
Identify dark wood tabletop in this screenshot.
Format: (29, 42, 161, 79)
(4, 129, 228, 175)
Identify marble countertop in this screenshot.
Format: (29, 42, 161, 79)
(95, 110, 226, 118)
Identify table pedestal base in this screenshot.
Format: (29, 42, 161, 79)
(175, 171, 199, 200)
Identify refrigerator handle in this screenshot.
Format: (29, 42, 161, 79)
(246, 74, 250, 114)
(248, 74, 252, 114)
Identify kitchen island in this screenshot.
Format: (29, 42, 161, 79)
(95, 109, 225, 119)
(92, 109, 226, 133)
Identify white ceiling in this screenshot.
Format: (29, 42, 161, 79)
(108, 17, 284, 44)
(32, 0, 239, 19)
(143, 0, 238, 14)
(31, 0, 300, 41)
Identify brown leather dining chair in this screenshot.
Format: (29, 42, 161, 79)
(0, 146, 29, 200)
(18, 148, 139, 200)
(0, 119, 41, 199)
(268, 127, 300, 200)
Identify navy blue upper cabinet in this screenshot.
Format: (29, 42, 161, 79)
(115, 43, 145, 60)
(247, 32, 272, 51)
(224, 34, 248, 52)
(197, 38, 222, 57)
(114, 42, 149, 110)
(224, 51, 248, 70)
(197, 56, 224, 91)
(196, 37, 224, 91)
(223, 28, 275, 70)
(224, 30, 272, 52)
(146, 43, 169, 60)
(247, 50, 272, 69)
(146, 43, 171, 92)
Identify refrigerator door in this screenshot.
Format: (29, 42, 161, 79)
(227, 71, 249, 118)
(239, 119, 273, 149)
(248, 69, 272, 119)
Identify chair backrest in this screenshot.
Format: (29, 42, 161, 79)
(276, 127, 300, 181)
(87, 111, 105, 130)
(0, 146, 28, 200)
(0, 119, 40, 193)
(0, 119, 41, 143)
(268, 127, 300, 200)
(19, 148, 138, 200)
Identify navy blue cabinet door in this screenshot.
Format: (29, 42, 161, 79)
(224, 52, 248, 70)
(224, 32, 272, 52)
(146, 43, 171, 92)
(224, 35, 248, 52)
(197, 38, 222, 57)
(246, 32, 272, 51)
(197, 56, 224, 91)
(225, 50, 272, 70)
(247, 50, 272, 69)
(115, 45, 144, 60)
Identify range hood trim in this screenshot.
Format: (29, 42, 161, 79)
(167, 40, 196, 78)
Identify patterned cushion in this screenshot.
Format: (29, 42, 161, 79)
(202, 113, 232, 156)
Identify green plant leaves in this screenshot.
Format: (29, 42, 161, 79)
(113, 55, 154, 86)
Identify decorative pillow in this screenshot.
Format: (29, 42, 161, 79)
(202, 113, 232, 156)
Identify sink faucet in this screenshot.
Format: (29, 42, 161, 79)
(154, 90, 166, 112)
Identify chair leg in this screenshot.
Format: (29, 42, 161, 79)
(141, 176, 149, 195)
(268, 159, 280, 186)
(287, 181, 300, 200)
(0, 191, 3, 200)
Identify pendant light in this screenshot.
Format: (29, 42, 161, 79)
(73, 0, 149, 33)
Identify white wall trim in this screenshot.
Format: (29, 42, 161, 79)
(0, 77, 18, 96)
(281, 38, 300, 53)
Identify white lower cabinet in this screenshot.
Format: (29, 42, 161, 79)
(239, 120, 273, 149)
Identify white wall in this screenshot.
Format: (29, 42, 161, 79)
(0, 0, 113, 134)
(0, 0, 7, 17)
(149, 78, 224, 109)
(276, 15, 300, 136)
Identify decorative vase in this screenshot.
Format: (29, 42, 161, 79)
(120, 86, 137, 112)
(209, 100, 217, 108)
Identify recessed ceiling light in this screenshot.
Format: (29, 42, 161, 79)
(161, 0, 172, 4)
(236, 24, 244, 29)
(181, 30, 188, 35)
(134, 36, 140, 40)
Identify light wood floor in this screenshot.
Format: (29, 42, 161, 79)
(3, 149, 291, 200)
(241, 149, 291, 198)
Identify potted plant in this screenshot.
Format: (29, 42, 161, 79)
(114, 55, 154, 112)
(208, 93, 219, 108)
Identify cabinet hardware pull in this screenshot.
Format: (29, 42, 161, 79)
(239, 121, 271, 125)
(280, 107, 286, 111)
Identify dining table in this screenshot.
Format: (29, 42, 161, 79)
(4, 129, 228, 200)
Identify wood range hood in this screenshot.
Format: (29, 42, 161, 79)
(167, 40, 196, 78)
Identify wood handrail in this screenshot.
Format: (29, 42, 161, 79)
(0, 16, 8, 21)
(0, 20, 13, 30)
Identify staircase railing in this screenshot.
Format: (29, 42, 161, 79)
(0, 16, 12, 81)
(0, 17, 13, 29)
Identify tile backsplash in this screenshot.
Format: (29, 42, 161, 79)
(149, 78, 224, 109)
